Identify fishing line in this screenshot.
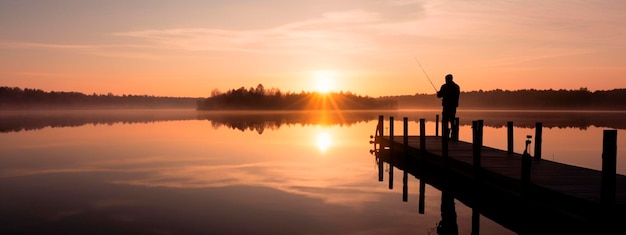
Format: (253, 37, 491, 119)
(412, 55, 439, 93)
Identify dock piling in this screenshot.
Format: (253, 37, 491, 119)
(420, 119, 426, 156)
(601, 129, 617, 206)
(472, 120, 484, 178)
(534, 122, 543, 159)
(435, 114, 439, 137)
(507, 121, 514, 153)
(452, 117, 460, 141)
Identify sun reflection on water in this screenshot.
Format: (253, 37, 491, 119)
(316, 131, 332, 153)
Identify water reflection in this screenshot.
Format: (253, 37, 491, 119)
(316, 131, 332, 153)
(2, 109, 625, 133)
(1, 110, 624, 234)
(2, 119, 433, 234)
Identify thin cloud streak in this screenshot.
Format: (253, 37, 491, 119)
(113, 10, 384, 55)
(0, 40, 165, 60)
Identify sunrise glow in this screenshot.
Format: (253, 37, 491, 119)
(1, 1, 624, 97)
(313, 70, 338, 94)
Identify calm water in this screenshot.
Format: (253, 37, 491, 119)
(0, 109, 624, 234)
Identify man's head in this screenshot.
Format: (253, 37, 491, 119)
(445, 74, 453, 83)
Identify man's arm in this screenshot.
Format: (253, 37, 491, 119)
(436, 85, 444, 98)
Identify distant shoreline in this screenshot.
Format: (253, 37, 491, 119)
(2, 86, 625, 111)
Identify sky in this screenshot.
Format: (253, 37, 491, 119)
(1, 0, 625, 98)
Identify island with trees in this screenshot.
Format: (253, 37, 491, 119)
(196, 84, 398, 110)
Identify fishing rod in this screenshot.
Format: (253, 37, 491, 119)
(412, 55, 439, 93)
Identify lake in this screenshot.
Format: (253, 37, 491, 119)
(1, 109, 624, 234)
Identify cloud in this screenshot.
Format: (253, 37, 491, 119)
(0, 40, 163, 60)
(112, 9, 384, 55)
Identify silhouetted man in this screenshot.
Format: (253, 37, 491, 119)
(436, 74, 460, 139)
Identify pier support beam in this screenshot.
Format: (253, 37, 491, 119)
(534, 122, 543, 160)
(402, 117, 409, 202)
(435, 114, 439, 137)
(472, 120, 484, 179)
(418, 118, 426, 214)
(471, 120, 484, 234)
(601, 129, 617, 233)
(420, 118, 426, 158)
(601, 129, 617, 206)
(507, 121, 514, 154)
(389, 116, 394, 142)
(452, 117, 460, 141)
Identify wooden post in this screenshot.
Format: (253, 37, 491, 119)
(472, 209, 480, 235)
(389, 116, 394, 150)
(378, 157, 383, 182)
(418, 118, 426, 213)
(472, 120, 483, 178)
(452, 117, 460, 141)
(403, 117, 409, 151)
(402, 117, 409, 202)
(534, 122, 542, 160)
(507, 121, 514, 154)
(435, 114, 440, 137)
(472, 120, 483, 219)
(420, 118, 426, 158)
(376, 115, 385, 136)
(442, 118, 449, 169)
(521, 146, 532, 198)
(601, 129, 617, 206)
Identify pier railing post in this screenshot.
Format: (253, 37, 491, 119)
(378, 115, 384, 137)
(402, 117, 409, 202)
(442, 117, 450, 141)
(376, 115, 384, 182)
(521, 144, 532, 198)
(472, 120, 484, 178)
(403, 117, 409, 150)
(442, 119, 449, 169)
(452, 117, 460, 141)
(418, 118, 426, 214)
(601, 129, 617, 207)
(601, 129, 617, 232)
(435, 114, 440, 137)
(387, 116, 394, 188)
(420, 119, 426, 158)
(389, 116, 394, 149)
(534, 122, 542, 160)
(507, 121, 514, 154)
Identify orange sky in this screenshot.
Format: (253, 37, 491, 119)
(1, 0, 625, 97)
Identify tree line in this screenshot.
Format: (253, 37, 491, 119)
(3, 86, 625, 110)
(391, 88, 626, 110)
(0, 86, 200, 109)
(197, 84, 398, 110)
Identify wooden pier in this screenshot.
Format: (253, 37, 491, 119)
(371, 115, 625, 234)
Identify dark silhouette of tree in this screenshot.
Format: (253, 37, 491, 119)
(0, 86, 200, 109)
(2, 86, 625, 110)
(197, 85, 398, 110)
(394, 88, 626, 110)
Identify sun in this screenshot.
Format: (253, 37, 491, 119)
(313, 70, 337, 93)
